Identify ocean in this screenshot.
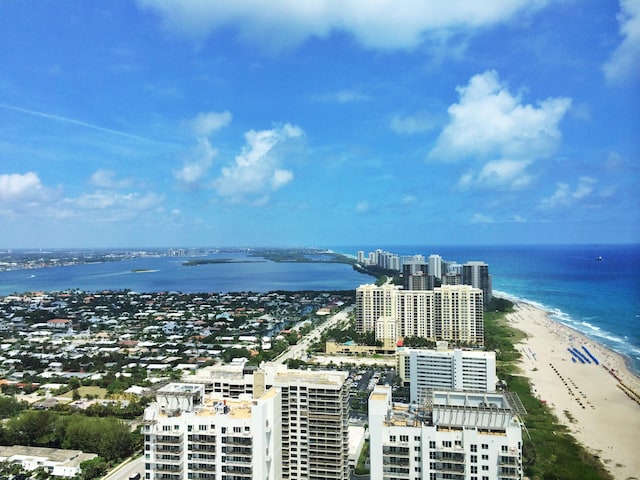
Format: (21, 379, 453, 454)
(0, 244, 638, 374)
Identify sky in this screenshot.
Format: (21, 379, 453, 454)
(1, 0, 639, 248)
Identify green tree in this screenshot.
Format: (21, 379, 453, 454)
(79, 456, 108, 480)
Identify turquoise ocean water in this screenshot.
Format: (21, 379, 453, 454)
(0, 244, 638, 374)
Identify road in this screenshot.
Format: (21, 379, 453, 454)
(103, 455, 143, 480)
(273, 304, 354, 364)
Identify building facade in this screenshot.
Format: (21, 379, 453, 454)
(144, 365, 350, 480)
(397, 345, 497, 404)
(369, 386, 523, 480)
(463, 262, 492, 304)
(356, 284, 484, 346)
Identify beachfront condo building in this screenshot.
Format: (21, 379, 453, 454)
(356, 284, 484, 346)
(368, 386, 523, 480)
(397, 343, 497, 403)
(144, 363, 350, 480)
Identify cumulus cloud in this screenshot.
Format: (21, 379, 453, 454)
(0, 171, 165, 224)
(213, 124, 303, 201)
(190, 110, 232, 137)
(390, 111, 437, 135)
(430, 70, 571, 189)
(603, 0, 640, 84)
(458, 159, 533, 191)
(0, 172, 46, 201)
(175, 137, 218, 185)
(539, 176, 596, 208)
(137, 0, 548, 50)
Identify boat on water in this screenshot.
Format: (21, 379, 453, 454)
(596, 256, 603, 261)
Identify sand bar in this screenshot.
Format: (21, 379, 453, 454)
(506, 301, 640, 480)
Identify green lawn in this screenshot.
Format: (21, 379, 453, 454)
(59, 386, 108, 399)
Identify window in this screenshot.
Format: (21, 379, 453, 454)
(400, 435, 409, 442)
(482, 465, 489, 471)
(471, 445, 477, 452)
(443, 441, 452, 448)
(471, 466, 477, 474)
(482, 454, 489, 460)
(390, 435, 397, 442)
(481, 444, 488, 450)
(501, 445, 508, 452)
(470, 455, 477, 463)
(199, 425, 207, 431)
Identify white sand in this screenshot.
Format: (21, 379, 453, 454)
(506, 301, 640, 480)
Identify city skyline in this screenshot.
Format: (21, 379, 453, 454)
(1, 1, 639, 248)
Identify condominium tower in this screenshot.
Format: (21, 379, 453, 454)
(369, 386, 523, 480)
(356, 284, 484, 346)
(143, 364, 350, 480)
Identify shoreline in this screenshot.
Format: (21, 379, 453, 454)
(493, 290, 640, 378)
(504, 299, 640, 479)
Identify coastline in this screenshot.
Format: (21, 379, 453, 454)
(504, 299, 640, 479)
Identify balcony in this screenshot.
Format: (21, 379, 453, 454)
(155, 435, 181, 444)
(189, 434, 217, 443)
(499, 466, 521, 478)
(431, 462, 465, 473)
(190, 444, 216, 453)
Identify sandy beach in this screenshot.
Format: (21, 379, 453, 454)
(507, 301, 640, 480)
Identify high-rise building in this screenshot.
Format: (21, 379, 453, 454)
(429, 254, 443, 280)
(369, 386, 523, 480)
(402, 262, 429, 290)
(356, 284, 484, 346)
(463, 261, 492, 304)
(397, 344, 497, 403)
(144, 365, 350, 480)
(274, 369, 350, 480)
(143, 383, 281, 480)
(355, 283, 400, 333)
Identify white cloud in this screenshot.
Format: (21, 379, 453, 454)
(603, 0, 640, 84)
(190, 110, 232, 137)
(430, 71, 571, 161)
(390, 111, 437, 135)
(401, 194, 418, 205)
(137, 0, 549, 50)
(90, 169, 133, 189)
(539, 176, 596, 208)
(213, 124, 302, 200)
(470, 213, 494, 224)
(0, 172, 45, 201)
(458, 159, 533, 191)
(71, 191, 164, 212)
(355, 200, 370, 213)
(430, 70, 571, 189)
(175, 137, 218, 185)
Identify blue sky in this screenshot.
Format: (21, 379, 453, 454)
(1, 0, 638, 248)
